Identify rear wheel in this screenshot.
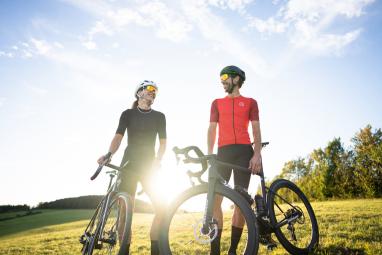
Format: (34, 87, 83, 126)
(82, 192, 133, 255)
(160, 184, 258, 255)
(268, 179, 319, 254)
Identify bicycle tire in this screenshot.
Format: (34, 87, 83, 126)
(268, 179, 319, 254)
(160, 183, 258, 255)
(88, 192, 133, 255)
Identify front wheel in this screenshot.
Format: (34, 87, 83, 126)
(160, 184, 258, 255)
(268, 179, 319, 254)
(82, 192, 133, 255)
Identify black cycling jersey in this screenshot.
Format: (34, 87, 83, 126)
(116, 107, 166, 162)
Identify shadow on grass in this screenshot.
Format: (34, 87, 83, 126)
(314, 246, 366, 255)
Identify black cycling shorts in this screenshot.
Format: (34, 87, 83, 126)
(217, 144, 254, 189)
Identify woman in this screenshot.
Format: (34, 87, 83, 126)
(98, 80, 167, 255)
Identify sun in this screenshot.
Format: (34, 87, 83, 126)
(148, 158, 192, 204)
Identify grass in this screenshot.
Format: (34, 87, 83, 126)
(0, 199, 381, 254)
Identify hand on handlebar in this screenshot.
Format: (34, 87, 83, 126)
(97, 152, 112, 165)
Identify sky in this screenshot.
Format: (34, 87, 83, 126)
(1, 0, 381, 207)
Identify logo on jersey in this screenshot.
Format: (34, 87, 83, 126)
(239, 102, 245, 107)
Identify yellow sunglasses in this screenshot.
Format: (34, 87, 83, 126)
(144, 85, 157, 92)
(220, 73, 230, 81)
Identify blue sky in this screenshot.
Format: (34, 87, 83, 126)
(1, 0, 381, 206)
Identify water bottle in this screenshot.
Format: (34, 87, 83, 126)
(254, 194, 265, 216)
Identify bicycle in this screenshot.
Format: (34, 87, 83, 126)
(253, 142, 319, 254)
(79, 154, 133, 255)
(160, 143, 319, 255)
(159, 146, 259, 255)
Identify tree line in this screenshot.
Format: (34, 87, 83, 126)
(0, 205, 30, 213)
(274, 125, 382, 200)
(37, 195, 154, 213)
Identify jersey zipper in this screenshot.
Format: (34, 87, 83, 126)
(232, 97, 237, 144)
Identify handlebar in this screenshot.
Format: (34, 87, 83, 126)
(173, 142, 269, 180)
(90, 152, 122, 180)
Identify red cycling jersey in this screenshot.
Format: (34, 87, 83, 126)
(210, 95, 259, 148)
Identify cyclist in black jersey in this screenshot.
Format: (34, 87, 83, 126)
(98, 80, 166, 255)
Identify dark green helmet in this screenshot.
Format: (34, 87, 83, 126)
(220, 65, 246, 81)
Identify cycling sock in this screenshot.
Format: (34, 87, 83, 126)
(228, 226, 243, 253)
(151, 240, 159, 255)
(210, 229, 222, 255)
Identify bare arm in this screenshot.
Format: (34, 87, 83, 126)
(207, 122, 218, 154)
(97, 133, 123, 164)
(249, 120, 262, 174)
(251, 120, 262, 156)
(156, 138, 167, 160)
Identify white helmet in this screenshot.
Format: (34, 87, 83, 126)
(134, 80, 158, 97)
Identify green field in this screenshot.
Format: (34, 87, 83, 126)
(0, 199, 381, 254)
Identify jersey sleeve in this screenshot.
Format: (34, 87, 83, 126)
(158, 113, 167, 139)
(249, 99, 259, 121)
(210, 99, 219, 122)
(115, 111, 128, 135)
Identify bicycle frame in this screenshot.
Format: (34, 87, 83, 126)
(201, 156, 223, 235)
(83, 164, 123, 250)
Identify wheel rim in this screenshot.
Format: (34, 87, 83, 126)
(93, 195, 129, 255)
(163, 188, 254, 254)
(271, 185, 317, 251)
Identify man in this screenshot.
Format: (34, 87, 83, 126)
(207, 65, 273, 254)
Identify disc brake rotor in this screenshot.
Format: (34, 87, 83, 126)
(192, 219, 218, 244)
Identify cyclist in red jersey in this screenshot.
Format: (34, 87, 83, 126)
(207, 65, 268, 254)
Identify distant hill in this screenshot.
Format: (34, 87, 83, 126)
(37, 195, 153, 213)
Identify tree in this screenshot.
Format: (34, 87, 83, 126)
(351, 125, 382, 197)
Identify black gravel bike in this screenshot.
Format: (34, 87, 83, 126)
(80, 154, 133, 255)
(160, 146, 259, 255)
(160, 143, 319, 255)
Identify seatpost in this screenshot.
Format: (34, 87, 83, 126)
(107, 173, 115, 191)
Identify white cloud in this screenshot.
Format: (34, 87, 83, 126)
(181, 1, 270, 77)
(246, 0, 374, 55)
(0, 51, 14, 58)
(22, 50, 33, 58)
(291, 29, 362, 55)
(248, 17, 287, 34)
(26, 85, 48, 97)
(30, 38, 52, 55)
(206, 0, 254, 11)
(107, 8, 147, 27)
(139, 1, 193, 42)
(63, 1, 193, 45)
(82, 40, 97, 50)
(89, 21, 114, 37)
(284, 0, 375, 20)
